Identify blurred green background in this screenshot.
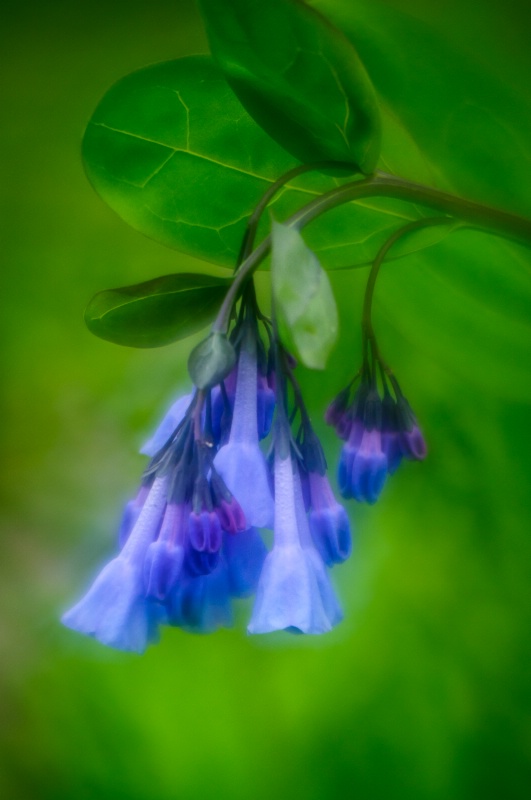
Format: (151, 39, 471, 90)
(1, 1, 530, 799)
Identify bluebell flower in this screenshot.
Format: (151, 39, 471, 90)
(248, 450, 342, 635)
(307, 471, 352, 566)
(140, 392, 192, 456)
(62, 476, 169, 653)
(210, 367, 237, 445)
(167, 560, 233, 634)
(329, 370, 427, 503)
(118, 484, 149, 547)
(256, 371, 275, 440)
(335, 386, 389, 503)
(338, 426, 388, 503)
(223, 528, 267, 598)
(143, 502, 187, 602)
(214, 326, 274, 529)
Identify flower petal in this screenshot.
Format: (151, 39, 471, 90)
(223, 528, 267, 598)
(140, 392, 192, 456)
(214, 441, 274, 528)
(247, 545, 333, 634)
(61, 557, 160, 653)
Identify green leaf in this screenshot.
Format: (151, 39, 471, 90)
(82, 55, 442, 271)
(188, 333, 237, 389)
(272, 221, 338, 369)
(308, 0, 531, 398)
(85, 273, 229, 348)
(198, 0, 381, 173)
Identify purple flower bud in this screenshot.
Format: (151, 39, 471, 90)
(257, 372, 275, 439)
(308, 472, 352, 566)
(143, 540, 184, 602)
(188, 510, 222, 553)
(223, 528, 267, 598)
(168, 563, 233, 633)
(401, 424, 427, 460)
(215, 497, 247, 534)
(381, 431, 403, 475)
(185, 548, 220, 577)
(339, 429, 387, 504)
(325, 386, 352, 440)
(143, 503, 187, 601)
(309, 507, 351, 566)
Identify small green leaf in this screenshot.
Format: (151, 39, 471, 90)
(85, 273, 229, 348)
(188, 333, 237, 389)
(272, 221, 338, 369)
(198, 0, 381, 173)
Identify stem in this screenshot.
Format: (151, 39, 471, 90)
(236, 161, 357, 265)
(213, 172, 531, 334)
(193, 390, 205, 442)
(362, 216, 452, 332)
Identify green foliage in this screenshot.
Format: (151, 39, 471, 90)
(306, 0, 531, 397)
(3, 3, 531, 800)
(80, 1, 531, 394)
(81, 56, 446, 272)
(198, 0, 381, 173)
(272, 222, 338, 368)
(188, 332, 237, 388)
(85, 273, 230, 348)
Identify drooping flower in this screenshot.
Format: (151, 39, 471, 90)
(338, 426, 388, 504)
(214, 322, 274, 529)
(140, 392, 192, 457)
(143, 502, 188, 602)
(248, 446, 342, 635)
(296, 422, 352, 565)
(223, 528, 267, 598)
(167, 560, 234, 634)
(62, 476, 169, 653)
(329, 371, 426, 503)
(307, 471, 352, 566)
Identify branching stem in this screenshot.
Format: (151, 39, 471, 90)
(213, 171, 531, 334)
(362, 216, 453, 334)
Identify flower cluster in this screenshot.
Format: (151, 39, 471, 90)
(62, 304, 352, 652)
(327, 360, 427, 504)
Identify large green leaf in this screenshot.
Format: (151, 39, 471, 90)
(308, 0, 531, 398)
(85, 273, 230, 348)
(82, 56, 441, 271)
(198, 0, 381, 173)
(272, 222, 338, 369)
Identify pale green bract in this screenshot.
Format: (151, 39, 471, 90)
(272, 222, 338, 370)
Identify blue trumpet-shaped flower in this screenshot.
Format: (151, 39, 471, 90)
(223, 528, 267, 598)
(214, 326, 274, 529)
(143, 502, 188, 602)
(329, 372, 427, 503)
(248, 449, 342, 635)
(339, 426, 388, 504)
(307, 471, 352, 566)
(62, 476, 168, 653)
(140, 393, 192, 457)
(168, 560, 234, 634)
